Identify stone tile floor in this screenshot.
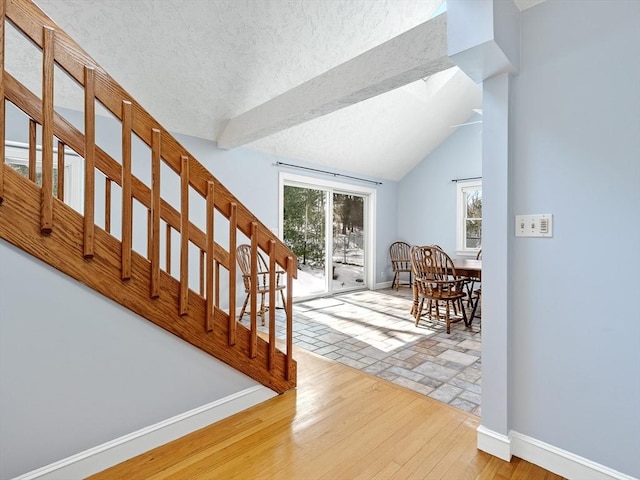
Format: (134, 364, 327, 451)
(260, 287, 482, 416)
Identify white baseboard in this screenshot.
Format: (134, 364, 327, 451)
(478, 426, 638, 480)
(15, 385, 277, 480)
(477, 425, 512, 461)
(374, 280, 393, 290)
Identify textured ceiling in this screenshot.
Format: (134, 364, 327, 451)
(10, 1, 541, 181)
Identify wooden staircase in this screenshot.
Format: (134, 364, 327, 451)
(0, 0, 297, 393)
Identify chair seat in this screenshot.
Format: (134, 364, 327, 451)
(428, 289, 465, 301)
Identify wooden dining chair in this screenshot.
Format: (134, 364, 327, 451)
(236, 244, 287, 326)
(389, 241, 412, 290)
(410, 245, 468, 334)
(469, 249, 482, 320)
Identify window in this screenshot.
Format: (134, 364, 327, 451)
(456, 180, 482, 254)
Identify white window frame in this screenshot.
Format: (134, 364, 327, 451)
(456, 179, 482, 256)
(4, 141, 84, 213)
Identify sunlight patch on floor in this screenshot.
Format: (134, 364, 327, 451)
(296, 293, 438, 353)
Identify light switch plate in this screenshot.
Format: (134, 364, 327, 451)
(515, 214, 553, 237)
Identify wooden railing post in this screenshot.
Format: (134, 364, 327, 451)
(286, 256, 294, 380)
(205, 180, 215, 331)
(199, 250, 205, 296)
(179, 155, 189, 315)
(56, 140, 65, 201)
(121, 100, 132, 280)
(165, 224, 172, 274)
(83, 65, 95, 257)
(104, 178, 111, 233)
(268, 239, 276, 370)
(40, 26, 54, 234)
(28, 120, 36, 181)
(228, 202, 237, 346)
(215, 261, 221, 309)
(147, 209, 152, 260)
(0, 0, 4, 204)
(249, 222, 258, 358)
(150, 128, 161, 298)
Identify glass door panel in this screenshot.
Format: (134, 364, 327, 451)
(332, 193, 365, 292)
(283, 185, 327, 297)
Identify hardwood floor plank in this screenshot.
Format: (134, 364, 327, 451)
(90, 347, 564, 480)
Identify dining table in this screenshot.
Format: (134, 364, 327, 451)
(453, 257, 482, 321)
(452, 257, 482, 280)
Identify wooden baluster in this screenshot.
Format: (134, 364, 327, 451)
(268, 239, 276, 370)
(249, 222, 258, 358)
(121, 100, 132, 280)
(165, 224, 172, 274)
(199, 250, 205, 297)
(41, 27, 55, 234)
(0, 0, 4, 204)
(150, 128, 161, 298)
(147, 209, 152, 260)
(56, 140, 65, 201)
(104, 178, 111, 233)
(215, 261, 221, 310)
(179, 155, 189, 315)
(205, 180, 215, 331)
(228, 202, 237, 346)
(28, 120, 36, 182)
(286, 256, 294, 380)
(83, 66, 95, 256)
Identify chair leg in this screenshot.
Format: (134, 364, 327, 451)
(470, 292, 481, 320)
(445, 302, 451, 334)
(414, 298, 424, 326)
(239, 293, 250, 321)
(260, 293, 266, 326)
(280, 289, 287, 310)
(411, 283, 418, 316)
(392, 272, 399, 290)
(461, 297, 469, 328)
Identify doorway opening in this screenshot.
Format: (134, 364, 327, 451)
(279, 173, 376, 300)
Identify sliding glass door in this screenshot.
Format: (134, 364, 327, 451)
(282, 185, 327, 297)
(281, 178, 370, 299)
(332, 192, 365, 292)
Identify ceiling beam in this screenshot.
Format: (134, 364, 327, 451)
(216, 13, 452, 149)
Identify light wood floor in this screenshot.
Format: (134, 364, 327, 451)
(90, 347, 563, 480)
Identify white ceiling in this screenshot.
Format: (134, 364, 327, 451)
(14, 0, 542, 181)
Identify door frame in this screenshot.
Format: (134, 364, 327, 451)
(278, 172, 377, 297)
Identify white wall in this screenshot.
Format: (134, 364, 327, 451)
(0, 241, 260, 480)
(396, 115, 482, 252)
(506, 0, 640, 476)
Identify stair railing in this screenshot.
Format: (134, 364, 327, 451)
(0, 0, 296, 391)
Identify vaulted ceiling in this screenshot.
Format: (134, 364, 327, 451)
(14, 0, 542, 181)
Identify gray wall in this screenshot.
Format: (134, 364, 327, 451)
(506, 0, 639, 476)
(0, 241, 259, 480)
(396, 116, 482, 252)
